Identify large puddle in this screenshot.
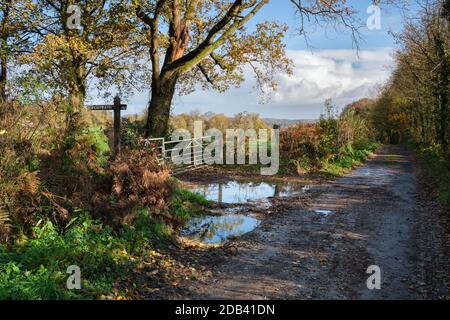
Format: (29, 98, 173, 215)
(191, 181, 309, 205)
(181, 214, 260, 244)
(182, 180, 310, 244)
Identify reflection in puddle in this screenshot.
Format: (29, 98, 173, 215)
(191, 181, 309, 205)
(181, 214, 260, 244)
(314, 210, 334, 216)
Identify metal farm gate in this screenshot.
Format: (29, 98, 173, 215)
(141, 136, 215, 175)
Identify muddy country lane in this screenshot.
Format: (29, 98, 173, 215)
(179, 145, 449, 299)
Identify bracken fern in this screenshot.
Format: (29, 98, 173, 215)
(0, 208, 11, 244)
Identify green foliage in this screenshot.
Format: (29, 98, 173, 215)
(0, 184, 211, 299)
(416, 144, 450, 205)
(0, 262, 69, 300)
(120, 209, 173, 254)
(280, 100, 375, 175)
(85, 127, 110, 163)
(62, 123, 110, 173)
(370, 2, 449, 158)
(173, 188, 211, 207)
(316, 116, 339, 161)
(320, 142, 380, 177)
(121, 120, 146, 149)
(171, 188, 211, 220)
(0, 214, 130, 299)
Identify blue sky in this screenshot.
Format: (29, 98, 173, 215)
(117, 0, 414, 120)
(250, 0, 405, 50)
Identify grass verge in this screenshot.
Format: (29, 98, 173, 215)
(414, 144, 450, 206)
(319, 142, 380, 177)
(0, 188, 210, 300)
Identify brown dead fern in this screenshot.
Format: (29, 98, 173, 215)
(0, 208, 11, 244)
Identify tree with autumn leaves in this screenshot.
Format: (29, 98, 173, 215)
(133, 0, 293, 136)
(371, 0, 450, 160)
(0, 0, 38, 101)
(3, 0, 367, 136)
(133, 0, 364, 136)
(24, 1, 141, 109)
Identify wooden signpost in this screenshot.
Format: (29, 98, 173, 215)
(86, 95, 127, 156)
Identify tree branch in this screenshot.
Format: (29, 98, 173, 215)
(197, 64, 214, 85)
(165, 0, 269, 74)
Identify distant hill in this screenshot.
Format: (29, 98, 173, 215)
(263, 118, 317, 128)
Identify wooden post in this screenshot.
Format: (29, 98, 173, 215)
(113, 95, 121, 156)
(85, 99, 127, 158)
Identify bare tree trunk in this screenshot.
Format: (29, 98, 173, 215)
(0, 48, 7, 102)
(67, 60, 86, 111)
(65, 62, 87, 141)
(146, 73, 179, 137)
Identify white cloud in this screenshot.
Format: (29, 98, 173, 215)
(272, 48, 394, 108)
(123, 47, 394, 119)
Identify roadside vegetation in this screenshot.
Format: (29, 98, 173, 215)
(415, 146, 450, 205)
(0, 99, 211, 299)
(368, 1, 450, 205)
(166, 101, 379, 177)
(279, 99, 379, 177)
(0, 96, 378, 299)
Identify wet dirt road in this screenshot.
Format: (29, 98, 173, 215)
(180, 145, 449, 299)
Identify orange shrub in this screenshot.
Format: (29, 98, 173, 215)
(91, 149, 174, 227)
(280, 124, 321, 160)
